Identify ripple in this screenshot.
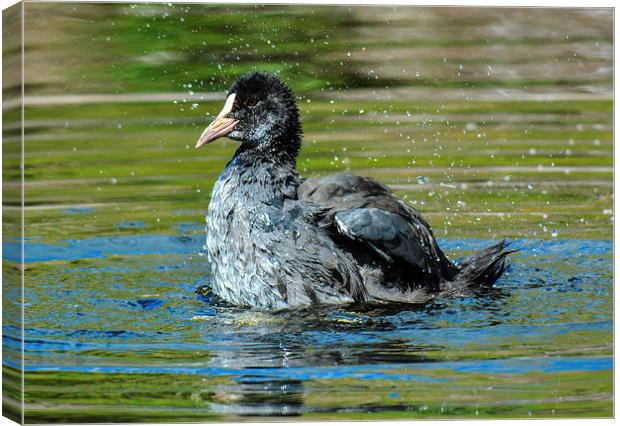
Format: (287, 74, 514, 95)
(3, 235, 612, 263)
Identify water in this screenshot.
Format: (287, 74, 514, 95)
(2, 236, 613, 421)
(2, 3, 612, 422)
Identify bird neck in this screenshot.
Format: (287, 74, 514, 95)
(219, 143, 300, 204)
(235, 132, 301, 168)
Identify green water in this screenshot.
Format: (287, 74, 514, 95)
(2, 3, 613, 422)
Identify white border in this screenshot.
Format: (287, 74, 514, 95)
(0, 1, 615, 426)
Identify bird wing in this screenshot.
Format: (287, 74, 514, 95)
(334, 208, 431, 272)
(299, 173, 458, 280)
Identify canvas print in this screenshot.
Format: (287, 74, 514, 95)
(2, 2, 613, 423)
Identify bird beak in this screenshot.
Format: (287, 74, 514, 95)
(195, 93, 239, 148)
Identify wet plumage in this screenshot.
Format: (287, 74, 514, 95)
(197, 72, 512, 309)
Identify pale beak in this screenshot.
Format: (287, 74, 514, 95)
(195, 93, 239, 148)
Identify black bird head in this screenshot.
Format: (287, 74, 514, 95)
(196, 72, 302, 158)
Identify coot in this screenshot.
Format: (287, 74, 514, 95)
(196, 72, 512, 309)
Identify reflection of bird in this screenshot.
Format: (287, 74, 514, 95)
(196, 72, 512, 309)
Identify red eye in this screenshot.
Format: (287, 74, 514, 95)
(248, 99, 257, 107)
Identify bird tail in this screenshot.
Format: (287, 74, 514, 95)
(451, 240, 515, 289)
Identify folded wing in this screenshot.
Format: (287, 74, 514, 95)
(300, 173, 459, 290)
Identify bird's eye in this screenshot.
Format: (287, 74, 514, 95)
(247, 99, 258, 107)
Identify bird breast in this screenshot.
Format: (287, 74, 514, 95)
(206, 169, 288, 308)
